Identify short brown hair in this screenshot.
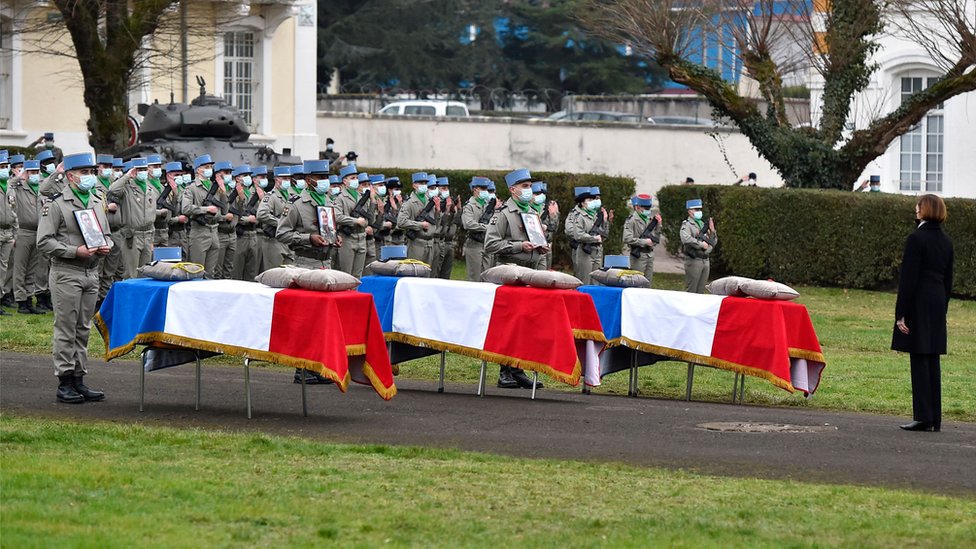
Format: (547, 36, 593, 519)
(917, 194, 947, 223)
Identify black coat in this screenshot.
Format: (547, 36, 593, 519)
(891, 222, 954, 355)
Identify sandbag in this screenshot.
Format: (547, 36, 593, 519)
(294, 268, 361, 292)
(138, 261, 206, 281)
(481, 264, 534, 286)
(739, 279, 800, 301)
(255, 265, 309, 288)
(707, 276, 753, 297)
(366, 259, 432, 278)
(520, 270, 583, 290)
(589, 268, 650, 288)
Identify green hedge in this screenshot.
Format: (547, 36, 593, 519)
(657, 185, 976, 298)
(362, 168, 636, 269)
(0, 145, 38, 157)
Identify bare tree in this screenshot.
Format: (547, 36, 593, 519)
(581, 0, 976, 189)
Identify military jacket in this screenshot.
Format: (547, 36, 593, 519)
(396, 193, 440, 239)
(622, 211, 661, 257)
(182, 178, 226, 227)
(109, 172, 159, 232)
(37, 188, 113, 269)
(679, 217, 717, 258)
(484, 197, 545, 269)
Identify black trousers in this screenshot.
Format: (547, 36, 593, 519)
(910, 353, 942, 424)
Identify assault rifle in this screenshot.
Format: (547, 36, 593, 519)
(581, 208, 605, 255)
(230, 189, 260, 217)
(340, 189, 371, 236)
(156, 184, 179, 215)
(630, 216, 660, 259)
(203, 178, 227, 211)
(469, 198, 496, 244)
(696, 218, 713, 241)
(406, 197, 436, 240)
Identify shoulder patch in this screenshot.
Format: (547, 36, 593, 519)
(41, 204, 51, 216)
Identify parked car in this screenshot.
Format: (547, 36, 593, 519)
(546, 110, 642, 123)
(377, 100, 470, 117)
(645, 116, 723, 127)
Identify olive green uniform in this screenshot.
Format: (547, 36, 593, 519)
(484, 197, 548, 270)
(9, 174, 49, 301)
(276, 189, 337, 267)
(149, 178, 170, 246)
(432, 201, 459, 279)
(181, 178, 224, 277)
(622, 211, 661, 286)
(565, 206, 608, 284)
(680, 217, 717, 294)
(232, 187, 261, 281)
(94, 176, 124, 298)
(461, 197, 490, 281)
(334, 188, 371, 277)
(215, 188, 239, 279)
(109, 172, 158, 278)
(0, 177, 16, 298)
(37, 188, 113, 377)
(256, 188, 295, 271)
(531, 201, 559, 270)
(397, 193, 440, 265)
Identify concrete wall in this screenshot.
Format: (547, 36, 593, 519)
(316, 112, 784, 195)
(565, 95, 811, 127)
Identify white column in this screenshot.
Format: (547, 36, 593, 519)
(292, 2, 318, 159)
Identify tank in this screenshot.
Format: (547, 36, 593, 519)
(120, 76, 302, 166)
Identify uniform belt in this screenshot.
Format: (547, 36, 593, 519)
(17, 226, 38, 232)
(218, 226, 236, 234)
(238, 226, 257, 232)
(52, 258, 100, 272)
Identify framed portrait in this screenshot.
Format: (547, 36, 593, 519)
(316, 206, 338, 245)
(73, 209, 108, 248)
(520, 212, 548, 248)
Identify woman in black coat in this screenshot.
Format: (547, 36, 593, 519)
(892, 194, 954, 432)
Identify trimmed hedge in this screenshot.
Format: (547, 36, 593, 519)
(657, 185, 976, 298)
(362, 168, 636, 268)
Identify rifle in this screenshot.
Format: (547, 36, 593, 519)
(468, 198, 496, 244)
(630, 216, 660, 259)
(581, 209, 605, 255)
(225, 188, 243, 216)
(696, 218, 713, 241)
(203, 178, 227, 211)
(339, 189, 371, 236)
(406, 197, 436, 240)
(156, 184, 179, 215)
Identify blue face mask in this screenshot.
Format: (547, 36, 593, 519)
(28, 174, 40, 184)
(78, 174, 97, 191)
(693, 210, 703, 220)
(518, 188, 533, 202)
(315, 180, 329, 194)
(221, 174, 232, 185)
(478, 190, 489, 200)
(43, 163, 56, 174)
(136, 171, 148, 181)
(440, 189, 450, 199)
(416, 184, 428, 195)
(376, 186, 387, 197)
(241, 176, 252, 187)
(279, 180, 291, 191)
(587, 199, 602, 211)
(0, 168, 9, 179)
(201, 168, 213, 179)
(257, 177, 269, 189)
(294, 179, 307, 191)
(330, 186, 342, 196)
(99, 168, 113, 179)
(151, 168, 162, 178)
(533, 193, 546, 205)
(348, 180, 360, 190)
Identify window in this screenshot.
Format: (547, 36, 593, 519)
(224, 31, 254, 127)
(899, 76, 944, 192)
(446, 106, 467, 116)
(403, 106, 435, 116)
(379, 105, 400, 114)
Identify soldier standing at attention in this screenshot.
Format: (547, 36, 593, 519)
(384, 177, 405, 246)
(37, 152, 111, 404)
(181, 155, 224, 277)
(461, 176, 492, 281)
(432, 176, 458, 279)
(484, 168, 549, 389)
(680, 198, 717, 294)
(0, 152, 16, 314)
(162, 162, 189, 256)
(146, 155, 170, 248)
(530, 181, 559, 270)
(232, 165, 261, 281)
(334, 165, 369, 277)
(290, 164, 308, 198)
(369, 174, 394, 260)
(397, 172, 440, 265)
(256, 166, 295, 271)
(109, 157, 158, 279)
(8, 155, 49, 313)
(211, 161, 237, 279)
(37, 149, 64, 195)
(94, 156, 124, 302)
(565, 186, 611, 285)
(622, 194, 661, 286)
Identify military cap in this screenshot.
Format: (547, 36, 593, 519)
(386, 176, 401, 188)
(686, 198, 703, 209)
(603, 255, 630, 269)
(252, 165, 268, 176)
(112, 158, 124, 168)
(531, 182, 545, 194)
(380, 245, 407, 261)
(23, 159, 40, 171)
(147, 154, 163, 165)
(470, 176, 491, 189)
(96, 154, 114, 165)
(273, 166, 292, 177)
(35, 150, 55, 163)
(634, 194, 652, 208)
(357, 172, 370, 183)
(486, 180, 496, 191)
(130, 157, 148, 169)
(410, 172, 428, 183)
(574, 186, 592, 200)
(63, 152, 97, 171)
(369, 174, 385, 184)
(504, 169, 532, 187)
(590, 186, 601, 196)
(44, 132, 54, 140)
(232, 165, 252, 177)
(0, 152, 7, 164)
(9, 154, 25, 166)
(426, 174, 437, 185)
(290, 164, 306, 176)
(193, 155, 214, 169)
(214, 161, 233, 172)
(304, 159, 330, 175)
(339, 164, 358, 179)
(329, 175, 341, 185)
(164, 161, 183, 173)
(122, 160, 133, 172)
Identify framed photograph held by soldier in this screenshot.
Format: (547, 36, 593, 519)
(73, 209, 108, 248)
(316, 206, 338, 245)
(521, 212, 548, 248)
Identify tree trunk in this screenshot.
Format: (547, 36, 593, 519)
(83, 68, 130, 153)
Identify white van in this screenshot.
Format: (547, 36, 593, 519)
(377, 100, 470, 117)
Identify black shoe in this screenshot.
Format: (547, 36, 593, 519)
(94, 298, 104, 312)
(293, 368, 333, 385)
(17, 300, 44, 314)
(497, 366, 519, 389)
(57, 375, 85, 404)
(0, 307, 7, 316)
(0, 292, 13, 307)
(35, 292, 53, 311)
(511, 368, 543, 389)
(73, 376, 105, 401)
(899, 421, 935, 432)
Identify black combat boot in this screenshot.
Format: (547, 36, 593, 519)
(17, 300, 43, 314)
(73, 375, 105, 401)
(497, 366, 519, 389)
(511, 368, 543, 389)
(293, 368, 332, 385)
(0, 307, 8, 315)
(0, 292, 13, 307)
(57, 375, 85, 404)
(35, 292, 53, 311)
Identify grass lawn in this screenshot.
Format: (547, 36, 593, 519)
(2, 415, 974, 548)
(2, 269, 974, 422)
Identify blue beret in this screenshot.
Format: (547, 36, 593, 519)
(369, 174, 385, 184)
(380, 245, 407, 261)
(339, 164, 359, 178)
(604, 255, 630, 269)
(574, 186, 591, 199)
(355, 172, 369, 183)
(9, 154, 25, 165)
(290, 165, 306, 177)
(232, 165, 252, 177)
(193, 155, 213, 169)
(470, 176, 491, 189)
(305, 159, 331, 175)
(273, 166, 292, 177)
(411, 172, 428, 183)
(252, 166, 268, 176)
(23, 160, 40, 170)
(146, 154, 162, 165)
(164, 161, 183, 173)
(505, 168, 532, 187)
(214, 161, 233, 172)
(112, 158, 123, 168)
(35, 150, 55, 163)
(130, 157, 148, 169)
(96, 154, 114, 165)
(436, 176, 449, 187)
(329, 175, 340, 184)
(63, 152, 97, 171)
(0, 152, 8, 164)
(590, 186, 601, 196)
(531, 182, 544, 193)
(686, 198, 703, 209)
(487, 180, 496, 191)
(427, 174, 438, 185)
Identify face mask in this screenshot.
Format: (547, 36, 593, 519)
(241, 176, 252, 187)
(315, 180, 329, 194)
(440, 190, 450, 199)
(221, 174, 232, 185)
(294, 179, 307, 191)
(227, 179, 237, 190)
(587, 199, 602, 211)
(279, 180, 291, 191)
(392, 189, 402, 197)
(693, 211, 703, 220)
(326, 144, 334, 151)
(202, 168, 213, 178)
(136, 171, 148, 181)
(257, 177, 269, 189)
(100, 168, 113, 179)
(113, 170, 124, 180)
(376, 186, 387, 196)
(478, 190, 489, 200)
(28, 174, 40, 184)
(330, 186, 342, 196)
(533, 193, 546, 205)
(0, 168, 9, 179)
(348, 180, 360, 190)
(517, 188, 533, 202)
(45, 143, 54, 150)
(151, 168, 162, 178)
(869, 185, 880, 192)
(77, 174, 97, 191)
(44, 163, 56, 174)
(488, 192, 497, 200)
(416, 184, 428, 195)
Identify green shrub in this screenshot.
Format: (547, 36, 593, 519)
(657, 185, 976, 298)
(0, 145, 40, 157)
(362, 167, 636, 268)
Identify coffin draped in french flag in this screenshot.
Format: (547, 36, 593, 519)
(579, 286, 826, 395)
(359, 276, 607, 386)
(94, 279, 396, 400)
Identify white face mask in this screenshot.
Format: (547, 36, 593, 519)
(488, 192, 497, 200)
(77, 174, 97, 191)
(279, 180, 291, 191)
(99, 168, 113, 179)
(416, 184, 428, 195)
(0, 168, 9, 179)
(587, 199, 602, 211)
(151, 168, 162, 178)
(28, 173, 40, 184)
(201, 168, 213, 179)
(136, 171, 149, 181)
(44, 163, 56, 174)
(693, 210, 703, 220)
(533, 193, 546, 204)
(315, 180, 329, 194)
(518, 187, 533, 202)
(440, 189, 450, 199)
(226, 179, 237, 190)
(392, 189, 402, 197)
(221, 174, 232, 185)
(478, 190, 489, 200)
(376, 186, 387, 196)
(257, 177, 269, 189)
(330, 186, 342, 196)
(241, 175, 252, 187)
(113, 170, 124, 179)
(348, 180, 360, 190)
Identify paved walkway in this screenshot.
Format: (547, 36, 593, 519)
(2, 352, 973, 494)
